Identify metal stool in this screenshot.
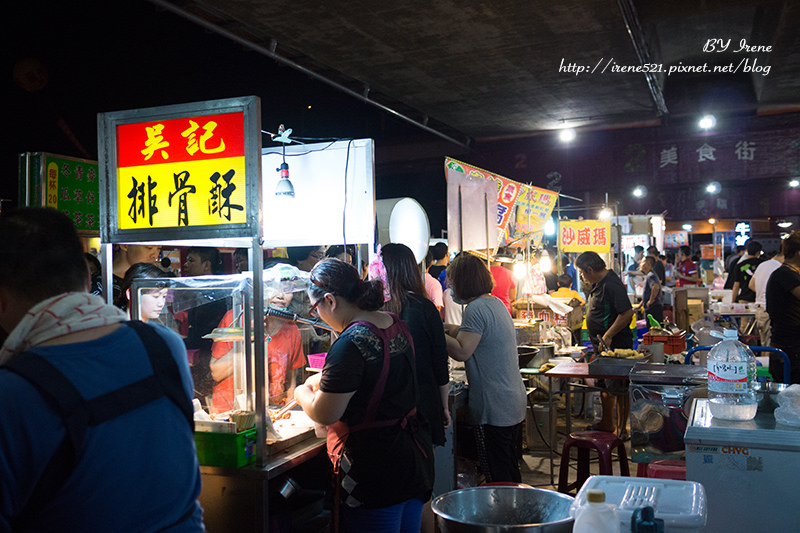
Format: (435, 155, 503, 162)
(557, 430, 630, 494)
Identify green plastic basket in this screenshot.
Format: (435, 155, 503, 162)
(194, 428, 257, 468)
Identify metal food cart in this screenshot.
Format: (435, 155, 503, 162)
(98, 95, 377, 530)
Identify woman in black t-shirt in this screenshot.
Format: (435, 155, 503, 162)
(295, 259, 432, 532)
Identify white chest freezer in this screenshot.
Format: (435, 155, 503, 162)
(685, 399, 800, 532)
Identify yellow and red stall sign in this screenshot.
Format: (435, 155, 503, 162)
(513, 184, 558, 245)
(115, 112, 246, 230)
(559, 220, 611, 253)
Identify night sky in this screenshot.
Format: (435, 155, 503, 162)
(4, 0, 449, 231)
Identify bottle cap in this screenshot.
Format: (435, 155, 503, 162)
(722, 329, 738, 340)
(586, 489, 606, 503)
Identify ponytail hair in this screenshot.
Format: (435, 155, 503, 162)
(309, 258, 384, 311)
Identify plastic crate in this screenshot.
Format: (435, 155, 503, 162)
(642, 332, 686, 354)
(307, 352, 327, 370)
(194, 428, 257, 468)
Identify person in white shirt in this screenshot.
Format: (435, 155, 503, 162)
(749, 251, 783, 346)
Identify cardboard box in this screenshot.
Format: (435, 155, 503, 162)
(700, 244, 722, 260)
(687, 298, 705, 326)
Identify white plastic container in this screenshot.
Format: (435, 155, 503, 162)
(572, 475, 707, 532)
(707, 329, 757, 420)
(573, 489, 617, 533)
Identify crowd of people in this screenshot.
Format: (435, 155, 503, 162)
(4, 204, 799, 532)
(0, 210, 527, 532)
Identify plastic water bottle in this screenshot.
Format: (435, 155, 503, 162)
(573, 489, 618, 533)
(707, 329, 757, 420)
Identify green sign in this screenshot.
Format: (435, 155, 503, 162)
(18, 152, 100, 234)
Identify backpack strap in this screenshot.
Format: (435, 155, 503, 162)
(346, 314, 417, 431)
(126, 320, 194, 430)
(4, 320, 193, 527)
(3, 352, 89, 527)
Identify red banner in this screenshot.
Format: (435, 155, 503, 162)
(116, 112, 244, 167)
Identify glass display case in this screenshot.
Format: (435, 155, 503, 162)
(130, 274, 249, 412)
(130, 265, 330, 457)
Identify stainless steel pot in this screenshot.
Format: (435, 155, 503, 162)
(518, 346, 541, 368)
(432, 486, 574, 532)
(514, 320, 541, 346)
(533, 343, 555, 361)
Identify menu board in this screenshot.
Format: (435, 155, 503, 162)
(18, 152, 100, 234)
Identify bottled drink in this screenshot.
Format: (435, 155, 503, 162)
(573, 489, 618, 533)
(707, 329, 757, 420)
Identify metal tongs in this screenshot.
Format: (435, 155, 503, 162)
(596, 334, 612, 353)
(272, 398, 298, 420)
(265, 306, 335, 331)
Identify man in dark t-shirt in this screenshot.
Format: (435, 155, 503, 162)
(766, 231, 800, 384)
(647, 246, 666, 285)
(724, 246, 746, 290)
(732, 241, 763, 303)
(578, 253, 634, 351)
(427, 242, 449, 282)
(576, 251, 634, 438)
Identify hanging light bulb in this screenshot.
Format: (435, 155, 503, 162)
(538, 249, 551, 273)
(275, 161, 294, 197)
(274, 124, 295, 198)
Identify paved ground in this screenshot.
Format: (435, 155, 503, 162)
(519, 397, 635, 492)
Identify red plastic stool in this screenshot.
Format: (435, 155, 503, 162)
(647, 459, 686, 480)
(557, 430, 630, 494)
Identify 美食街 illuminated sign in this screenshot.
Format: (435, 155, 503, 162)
(115, 112, 246, 230)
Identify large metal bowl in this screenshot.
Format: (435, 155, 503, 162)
(432, 486, 574, 532)
(518, 346, 541, 368)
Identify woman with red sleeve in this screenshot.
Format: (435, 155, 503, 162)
(209, 290, 305, 412)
